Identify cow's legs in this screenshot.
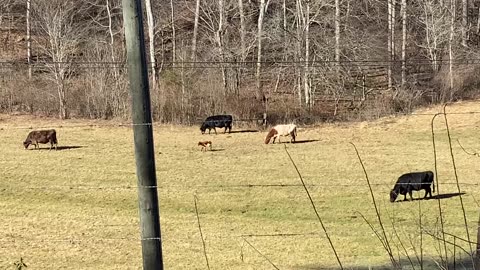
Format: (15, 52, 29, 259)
(424, 186, 432, 199)
(214, 128, 217, 135)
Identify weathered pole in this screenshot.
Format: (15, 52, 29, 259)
(121, 0, 163, 269)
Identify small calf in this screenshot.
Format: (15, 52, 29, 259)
(23, 129, 58, 150)
(198, 141, 212, 152)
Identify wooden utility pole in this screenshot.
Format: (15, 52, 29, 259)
(121, 0, 163, 269)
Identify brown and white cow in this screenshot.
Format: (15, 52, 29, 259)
(264, 124, 297, 144)
(23, 129, 58, 150)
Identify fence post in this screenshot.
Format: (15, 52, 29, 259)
(122, 0, 163, 269)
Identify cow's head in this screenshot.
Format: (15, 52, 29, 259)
(389, 190, 398, 202)
(200, 124, 208, 134)
(23, 140, 30, 149)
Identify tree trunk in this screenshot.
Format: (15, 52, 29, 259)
(448, 0, 456, 99)
(256, 0, 266, 100)
(26, 0, 31, 79)
(57, 82, 68, 119)
(145, 0, 156, 89)
(238, 0, 246, 61)
(283, 0, 287, 56)
(295, 0, 304, 105)
(462, 0, 468, 47)
(106, 0, 119, 80)
(170, 0, 176, 67)
(216, 0, 227, 93)
(304, 0, 310, 108)
(334, 0, 340, 71)
(387, 0, 396, 90)
(191, 0, 201, 62)
(401, 0, 407, 87)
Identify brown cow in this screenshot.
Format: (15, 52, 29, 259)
(23, 129, 58, 150)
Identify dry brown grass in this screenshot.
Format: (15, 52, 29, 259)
(1, 101, 480, 269)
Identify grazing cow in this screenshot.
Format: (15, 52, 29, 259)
(23, 129, 58, 150)
(198, 141, 212, 152)
(390, 171, 435, 202)
(264, 124, 297, 144)
(200, 115, 233, 134)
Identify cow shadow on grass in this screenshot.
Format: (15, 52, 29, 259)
(229, 129, 259, 134)
(394, 192, 466, 203)
(293, 139, 320, 144)
(29, 145, 84, 151)
(274, 139, 320, 144)
(209, 148, 225, 152)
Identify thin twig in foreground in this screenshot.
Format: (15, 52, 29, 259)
(457, 139, 480, 157)
(284, 145, 344, 270)
(242, 238, 280, 270)
(443, 104, 474, 266)
(350, 142, 398, 268)
(431, 112, 449, 268)
(194, 194, 211, 270)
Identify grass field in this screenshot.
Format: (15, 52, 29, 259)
(1, 102, 480, 269)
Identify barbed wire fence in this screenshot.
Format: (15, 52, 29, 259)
(1, 86, 480, 268)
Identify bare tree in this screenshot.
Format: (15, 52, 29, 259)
(461, 0, 468, 47)
(295, 0, 304, 105)
(145, 0, 157, 89)
(448, 0, 455, 97)
(238, 0, 246, 62)
(216, 0, 227, 92)
(334, 0, 340, 70)
(26, 0, 31, 78)
(304, 0, 311, 108)
(191, 0, 201, 62)
(418, 0, 450, 72)
(256, 0, 266, 99)
(387, 0, 396, 90)
(401, 0, 406, 87)
(32, 0, 92, 119)
(170, 0, 176, 66)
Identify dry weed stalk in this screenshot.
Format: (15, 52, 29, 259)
(284, 145, 344, 270)
(350, 142, 399, 268)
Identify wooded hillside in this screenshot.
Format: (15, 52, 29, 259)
(1, 0, 480, 123)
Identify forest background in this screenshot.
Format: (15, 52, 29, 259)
(1, 0, 480, 124)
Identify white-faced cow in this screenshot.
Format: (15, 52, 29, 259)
(200, 115, 233, 134)
(23, 129, 58, 150)
(390, 171, 435, 202)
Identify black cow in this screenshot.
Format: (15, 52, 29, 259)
(23, 129, 58, 150)
(200, 115, 233, 134)
(390, 171, 435, 202)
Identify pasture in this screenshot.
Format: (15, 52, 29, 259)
(1, 102, 480, 269)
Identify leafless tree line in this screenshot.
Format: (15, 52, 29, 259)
(1, 0, 480, 123)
